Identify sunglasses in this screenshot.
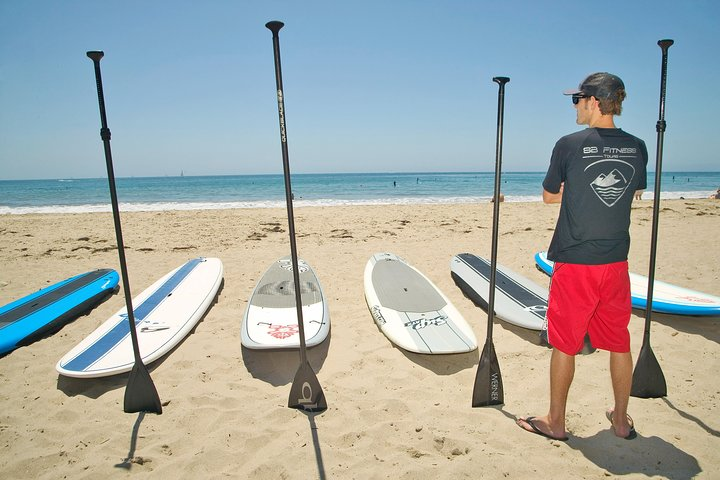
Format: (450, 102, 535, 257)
(572, 95, 589, 105)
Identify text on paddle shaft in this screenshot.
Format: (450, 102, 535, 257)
(277, 90, 286, 143)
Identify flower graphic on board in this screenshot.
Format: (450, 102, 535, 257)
(266, 323, 299, 339)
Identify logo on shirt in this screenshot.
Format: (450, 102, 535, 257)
(585, 159, 636, 207)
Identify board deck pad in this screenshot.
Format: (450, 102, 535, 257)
(0, 269, 119, 356)
(56, 257, 223, 378)
(451, 253, 547, 330)
(241, 257, 330, 349)
(535, 251, 720, 316)
(364, 252, 477, 354)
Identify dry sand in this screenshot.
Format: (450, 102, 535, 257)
(1, 199, 718, 479)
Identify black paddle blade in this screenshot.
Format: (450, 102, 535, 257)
(124, 362, 163, 414)
(288, 361, 327, 412)
(631, 342, 667, 398)
(472, 340, 504, 407)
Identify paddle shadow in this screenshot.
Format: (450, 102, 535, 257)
(398, 347, 478, 375)
(241, 332, 330, 387)
(661, 397, 720, 437)
(635, 309, 720, 344)
(299, 411, 327, 480)
(114, 412, 148, 470)
(56, 281, 225, 399)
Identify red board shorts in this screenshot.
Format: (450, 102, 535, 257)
(547, 261, 631, 355)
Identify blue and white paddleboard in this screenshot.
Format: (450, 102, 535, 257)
(0, 269, 119, 356)
(57, 257, 223, 378)
(535, 252, 720, 316)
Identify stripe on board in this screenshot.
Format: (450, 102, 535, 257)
(61, 259, 203, 372)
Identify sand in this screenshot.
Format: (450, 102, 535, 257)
(1, 199, 718, 479)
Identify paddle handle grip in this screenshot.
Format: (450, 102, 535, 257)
(87, 51, 111, 141)
(656, 39, 673, 131)
(493, 76, 510, 87)
(266, 21, 284, 36)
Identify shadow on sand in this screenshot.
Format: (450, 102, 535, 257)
(113, 412, 148, 470)
(568, 430, 701, 479)
(642, 309, 720, 344)
(501, 408, 702, 479)
(241, 332, 330, 387)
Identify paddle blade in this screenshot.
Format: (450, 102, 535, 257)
(472, 340, 504, 407)
(288, 361, 327, 412)
(123, 362, 163, 414)
(631, 342, 667, 398)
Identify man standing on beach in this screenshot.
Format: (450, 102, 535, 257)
(517, 73, 647, 441)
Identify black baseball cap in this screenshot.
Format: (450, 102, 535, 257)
(563, 72, 625, 99)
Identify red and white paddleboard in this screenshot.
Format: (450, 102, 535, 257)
(241, 257, 329, 349)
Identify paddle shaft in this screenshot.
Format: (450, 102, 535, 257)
(486, 77, 510, 338)
(643, 39, 673, 335)
(87, 51, 143, 363)
(266, 22, 310, 364)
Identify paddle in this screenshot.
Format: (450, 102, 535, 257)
(631, 39, 674, 398)
(472, 77, 509, 407)
(87, 51, 162, 414)
(265, 21, 327, 412)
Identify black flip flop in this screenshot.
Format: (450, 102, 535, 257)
(606, 410, 637, 440)
(517, 416, 569, 441)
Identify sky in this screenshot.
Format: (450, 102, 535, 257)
(1, 0, 719, 180)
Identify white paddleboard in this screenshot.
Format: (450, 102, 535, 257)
(241, 257, 329, 349)
(57, 257, 223, 378)
(535, 251, 720, 316)
(364, 252, 477, 354)
(450, 253, 547, 330)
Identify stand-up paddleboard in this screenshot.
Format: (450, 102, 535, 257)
(535, 251, 720, 316)
(364, 252, 477, 354)
(451, 253, 547, 330)
(57, 257, 223, 378)
(0, 269, 119, 356)
(242, 257, 329, 349)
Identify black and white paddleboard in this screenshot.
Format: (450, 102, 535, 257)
(450, 253, 547, 331)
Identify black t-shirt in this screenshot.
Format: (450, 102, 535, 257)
(543, 128, 648, 264)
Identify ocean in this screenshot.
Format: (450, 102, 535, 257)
(1, 171, 718, 215)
